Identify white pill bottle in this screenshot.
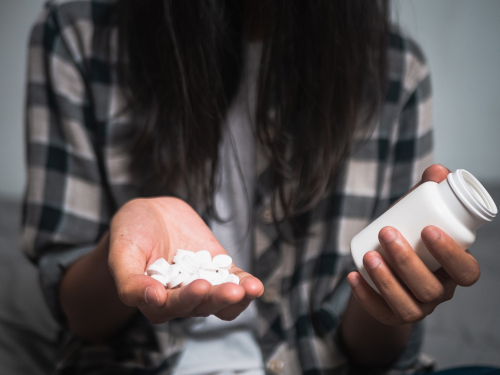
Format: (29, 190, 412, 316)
(351, 169, 497, 292)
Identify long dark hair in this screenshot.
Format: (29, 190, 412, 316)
(116, 0, 389, 224)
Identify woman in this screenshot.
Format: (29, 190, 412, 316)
(22, 0, 480, 374)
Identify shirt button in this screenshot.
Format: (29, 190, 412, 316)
(260, 207, 273, 224)
(267, 359, 285, 374)
(261, 287, 278, 304)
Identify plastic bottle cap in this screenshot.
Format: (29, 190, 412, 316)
(447, 169, 497, 222)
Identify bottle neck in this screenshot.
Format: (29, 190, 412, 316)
(437, 169, 497, 230)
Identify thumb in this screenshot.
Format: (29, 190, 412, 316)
(388, 164, 451, 209)
(117, 273, 167, 307)
(108, 239, 167, 307)
(421, 164, 451, 184)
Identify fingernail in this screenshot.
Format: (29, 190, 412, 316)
(380, 228, 397, 243)
(145, 286, 159, 306)
(365, 253, 381, 269)
(348, 275, 359, 288)
(423, 227, 440, 244)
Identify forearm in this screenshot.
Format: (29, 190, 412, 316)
(59, 233, 137, 342)
(339, 293, 413, 368)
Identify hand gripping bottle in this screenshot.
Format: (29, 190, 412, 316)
(351, 169, 497, 292)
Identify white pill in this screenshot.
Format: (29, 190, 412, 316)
(147, 264, 165, 276)
(211, 279, 222, 286)
(180, 254, 199, 271)
(224, 274, 240, 285)
(152, 257, 171, 268)
(175, 249, 192, 261)
(147, 259, 171, 277)
(181, 270, 200, 287)
(198, 268, 217, 281)
(217, 269, 229, 280)
(176, 261, 194, 275)
(168, 272, 187, 288)
(174, 252, 196, 264)
(164, 264, 180, 283)
(157, 258, 172, 269)
(194, 250, 212, 263)
(200, 260, 220, 271)
(213, 254, 232, 270)
(151, 274, 168, 286)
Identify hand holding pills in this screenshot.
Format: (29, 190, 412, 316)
(108, 197, 264, 324)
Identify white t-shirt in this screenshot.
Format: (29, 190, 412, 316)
(173, 42, 265, 375)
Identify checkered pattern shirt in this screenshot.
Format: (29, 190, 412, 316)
(22, 1, 434, 374)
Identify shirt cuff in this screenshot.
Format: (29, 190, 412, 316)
(342, 320, 435, 375)
(38, 245, 95, 326)
(389, 320, 435, 374)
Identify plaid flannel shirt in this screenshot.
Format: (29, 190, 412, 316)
(22, 1, 434, 374)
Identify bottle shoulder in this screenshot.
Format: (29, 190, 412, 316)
(353, 181, 476, 249)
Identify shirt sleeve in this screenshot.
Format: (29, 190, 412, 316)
(370, 34, 435, 373)
(22, 2, 113, 325)
(328, 34, 436, 375)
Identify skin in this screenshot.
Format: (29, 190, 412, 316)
(60, 197, 264, 342)
(339, 164, 481, 367)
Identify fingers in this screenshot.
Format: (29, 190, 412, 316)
(190, 265, 263, 318)
(191, 283, 245, 317)
(215, 297, 253, 321)
(433, 268, 458, 302)
(232, 267, 265, 299)
(116, 273, 168, 307)
(108, 234, 167, 308)
(141, 268, 264, 323)
(215, 271, 264, 321)
(422, 226, 481, 286)
(362, 251, 431, 324)
(421, 164, 450, 184)
(349, 223, 474, 326)
(163, 279, 213, 317)
(379, 227, 445, 303)
(139, 279, 212, 323)
(347, 272, 400, 325)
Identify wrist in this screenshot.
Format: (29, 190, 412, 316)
(340, 292, 413, 368)
(60, 233, 137, 342)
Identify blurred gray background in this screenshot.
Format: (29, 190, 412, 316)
(0, 0, 499, 373)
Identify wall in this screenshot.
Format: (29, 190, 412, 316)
(393, 0, 500, 182)
(1, 1, 500, 199)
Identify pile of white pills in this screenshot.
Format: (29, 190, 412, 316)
(146, 249, 239, 289)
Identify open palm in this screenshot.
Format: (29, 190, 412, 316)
(108, 197, 264, 324)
